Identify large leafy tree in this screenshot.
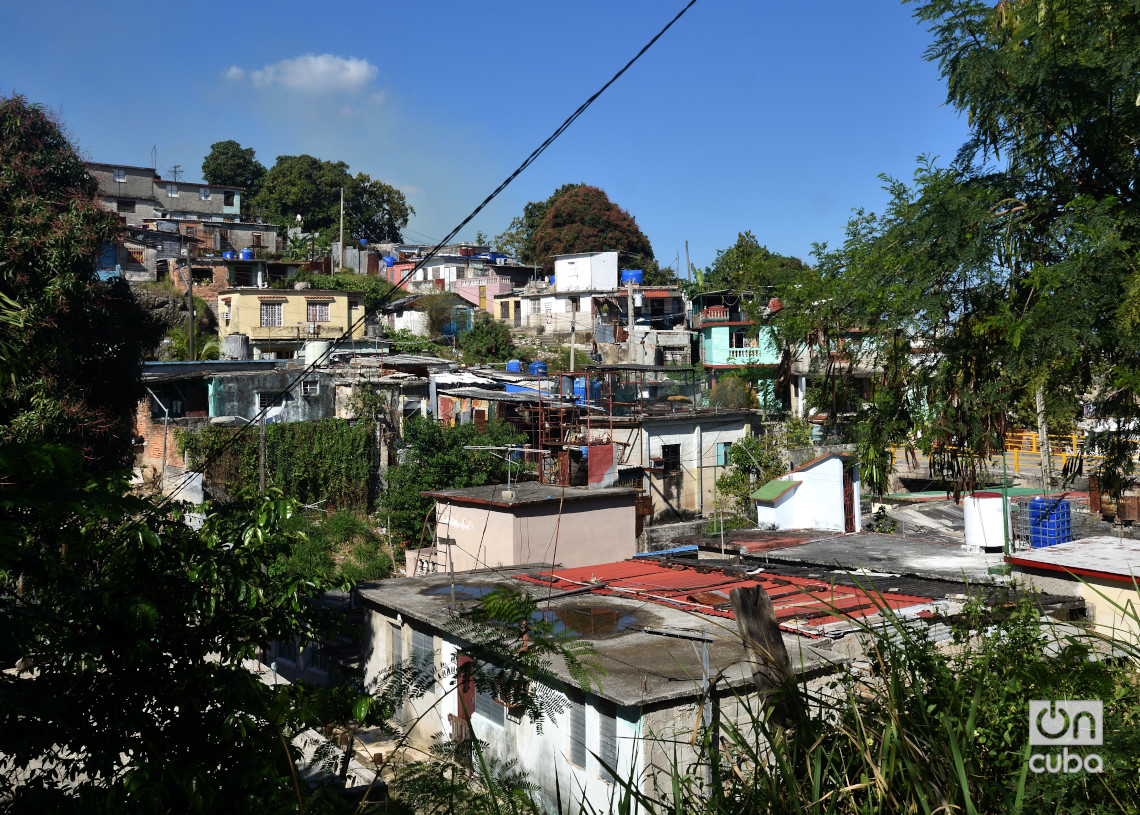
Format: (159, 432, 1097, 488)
(0, 94, 163, 469)
(382, 417, 525, 545)
(200, 139, 266, 214)
(460, 311, 517, 363)
(253, 154, 412, 244)
(493, 182, 585, 264)
(0, 95, 348, 811)
(532, 185, 654, 273)
(703, 230, 808, 293)
(769, 0, 1140, 496)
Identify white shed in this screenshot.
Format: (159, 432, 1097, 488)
(753, 453, 860, 533)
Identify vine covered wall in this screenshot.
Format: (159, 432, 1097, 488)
(176, 418, 376, 511)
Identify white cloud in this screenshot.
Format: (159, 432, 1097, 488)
(224, 54, 379, 94)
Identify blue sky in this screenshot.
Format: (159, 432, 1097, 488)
(1, 1, 970, 270)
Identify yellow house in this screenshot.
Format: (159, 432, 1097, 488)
(1009, 536, 1140, 641)
(218, 288, 365, 360)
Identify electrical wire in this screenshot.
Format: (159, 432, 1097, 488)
(161, 0, 700, 504)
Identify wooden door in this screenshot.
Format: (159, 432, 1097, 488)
(843, 469, 856, 533)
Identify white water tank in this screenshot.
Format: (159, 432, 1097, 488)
(304, 341, 332, 367)
(963, 491, 1008, 553)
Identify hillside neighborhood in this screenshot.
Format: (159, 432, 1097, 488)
(5, 1, 1140, 813)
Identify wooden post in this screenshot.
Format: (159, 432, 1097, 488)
(730, 585, 797, 727)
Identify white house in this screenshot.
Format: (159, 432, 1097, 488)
(754, 452, 861, 533)
(357, 560, 840, 814)
(553, 251, 619, 292)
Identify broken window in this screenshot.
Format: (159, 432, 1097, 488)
(224, 190, 236, 207)
(661, 443, 681, 474)
(117, 199, 135, 214)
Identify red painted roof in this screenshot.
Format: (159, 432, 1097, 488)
(516, 559, 933, 637)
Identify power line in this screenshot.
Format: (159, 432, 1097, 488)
(161, 0, 699, 504)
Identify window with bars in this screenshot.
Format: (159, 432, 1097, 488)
(411, 629, 435, 692)
(256, 392, 279, 411)
(306, 302, 330, 323)
(252, 232, 262, 247)
(568, 696, 586, 767)
(301, 379, 319, 397)
(597, 703, 618, 781)
(260, 302, 283, 327)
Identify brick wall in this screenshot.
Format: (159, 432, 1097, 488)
(134, 399, 187, 473)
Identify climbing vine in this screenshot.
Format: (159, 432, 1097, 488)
(175, 418, 376, 511)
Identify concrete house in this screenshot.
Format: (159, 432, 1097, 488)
(405, 482, 639, 575)
(86, 162, 242, 225)
(218, 288, 366, 360)
(754, 452, 861, 533)
(357, 557, 934, 813)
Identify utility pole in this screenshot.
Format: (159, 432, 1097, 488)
(569, 313, 575, 374)
(186, 258, 195, 361)
(339, 186, 345, 272)
(258, 411, 267, 495)
(626, 282, 635, 363)
(1036, 384, 1052, 492)
(685, 240, 692, 283)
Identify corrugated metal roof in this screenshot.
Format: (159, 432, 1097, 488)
(515, 559, 934, 638)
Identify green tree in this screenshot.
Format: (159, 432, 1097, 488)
(382, 417, 526, 545)
(460, 311, 516, 363)
(200, 139, 266, 215)
(713, 432, 787, 520)
(0, 94, 163, 469)
(493, 182, 585, 264)
(533, 185, 654, 273)
(703, 230, 808, 293)
(254, 155, 412, 244)
(0, 95, 349, 810)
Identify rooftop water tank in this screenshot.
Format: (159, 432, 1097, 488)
(238, 248, 254, 260)
(304, 341, 332, 368)
(621, 269, 644, 286)
(223, 333, 250, 360)
(963, 491, 1008, 553)
(549, 275, 555, 286)
(222, 251, 235, 260)
(506, 359, 523, 373)
(1029, 497, 1072, 548)
(528, 361, 547, 377)
(382, 256, 396, 267)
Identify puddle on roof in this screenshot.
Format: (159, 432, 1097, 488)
(421, 584, 496, 601)
(534, 605, 640, 638)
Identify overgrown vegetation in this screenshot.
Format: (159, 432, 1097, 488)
(381, 416, 526, 546)
(279, 509, 393, 582)
(176, 418, 376, 511)
(460, 311, 517, 363)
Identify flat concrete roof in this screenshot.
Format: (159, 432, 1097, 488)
(424, 482, 639, 508)
(355, 566, 840, 708)
(757, 532, 1006, 584)
(1009, 536, 1140, 583)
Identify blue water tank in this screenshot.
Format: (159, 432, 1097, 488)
(528, 361, 547, 376)
(1029, 498, 1072, 548)
(621, 269, 644, 286)
(382, 256, 396, 267)
(549, 275, 555, 286)
(573, 376, 586, 399)
(238, 248, 254, 260)
(507, 359, 523, 373)
(359, 238, 367, 247)
(222, 251, 235, 260)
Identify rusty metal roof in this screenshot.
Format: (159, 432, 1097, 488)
(515, 558, 935, 638)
